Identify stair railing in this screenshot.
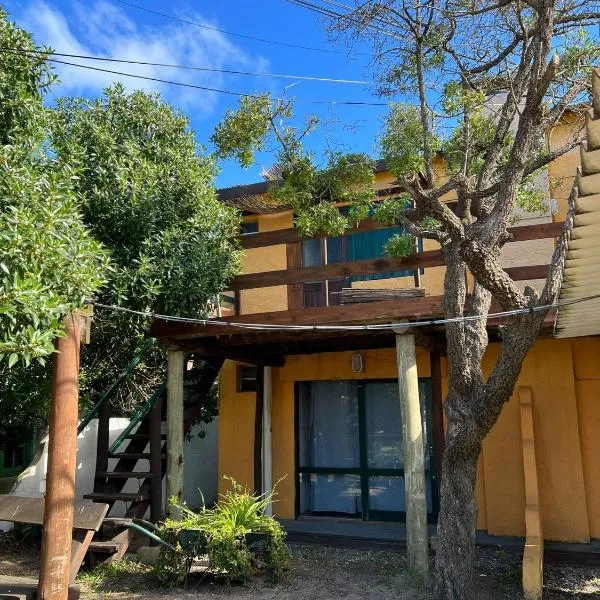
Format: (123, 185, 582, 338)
(78, 337, 156, 435)
(108, 383, 166, 454)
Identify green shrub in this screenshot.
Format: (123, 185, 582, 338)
(154, 477, 288, 585)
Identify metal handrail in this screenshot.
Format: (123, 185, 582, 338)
(108, 382, 166, 454)
(77, 338, 156, 434)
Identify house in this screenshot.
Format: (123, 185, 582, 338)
(152, 79, 600, 551)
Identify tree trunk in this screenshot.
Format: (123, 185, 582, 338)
(434, 392, 483, 600)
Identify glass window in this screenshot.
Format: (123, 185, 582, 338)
(364, 381, 403, 469)
(299, 473, 362, 516)
(298, 381, 359, 469)
(302, 238, 322, 267)
(240, 221, 258, 235)
(237, 366, 257, 392)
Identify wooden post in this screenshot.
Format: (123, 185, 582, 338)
(166, 349, 184, 519)
(519, 387, 543, 600)
(262, 366, 273, 515)
(395, 331, 429, 581)
(39, 313, 83, 600)
(93, 401, 110, 493)
(149, 394, 163, 523)
(254, 367, 265, 496)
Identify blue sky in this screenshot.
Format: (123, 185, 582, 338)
(5, 0, 388, 188)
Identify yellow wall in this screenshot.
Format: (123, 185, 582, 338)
(218, 336, 600, 543)
(240, 212, 292, 314)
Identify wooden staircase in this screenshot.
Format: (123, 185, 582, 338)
(81, 355, 224, 566)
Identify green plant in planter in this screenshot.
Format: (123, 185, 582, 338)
(154, 478, 288, 585)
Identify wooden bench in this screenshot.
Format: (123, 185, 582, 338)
(0, 495, 109, 599)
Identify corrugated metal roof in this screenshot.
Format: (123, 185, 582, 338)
(555, 70, 600, 338)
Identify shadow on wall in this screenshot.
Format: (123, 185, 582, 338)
(0, 417, 219, 529)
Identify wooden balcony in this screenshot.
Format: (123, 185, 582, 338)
(152, 220, 563, 362)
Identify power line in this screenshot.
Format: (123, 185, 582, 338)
(37, 56, 389, 106)
(88, 293, 600, 333)
(112, 0, 372, 56)
(0, 48, 369, 85)
(287, 0, 402, 40)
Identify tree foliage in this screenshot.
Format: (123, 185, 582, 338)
(0, 11, 107, 372)
(212, 96, 375, 237)
(49, 84, 242, 413)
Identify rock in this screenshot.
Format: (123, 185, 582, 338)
(137, 545, 161, 566)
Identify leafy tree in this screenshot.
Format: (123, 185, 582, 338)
(0, 9, 108, 428)
(50, 84, 242, 414)
(213, 1, 599, 597)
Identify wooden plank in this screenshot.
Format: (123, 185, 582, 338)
(230, 250, 445, 290)
(69, 530, 94, 584)
(231, 249, 550, 291)
(0, 576, 80, 600)
(239, 219, 564, 250)
(286, 242, 303, 310)
(0, 497, 107, 531)
(519, 386, 544, 599)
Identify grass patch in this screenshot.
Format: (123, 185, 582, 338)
(77, 560, 155, 594)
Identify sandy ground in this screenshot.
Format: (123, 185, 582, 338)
(1, 532, 599, 599)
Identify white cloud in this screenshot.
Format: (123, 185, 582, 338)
(13, 0, 270, 116)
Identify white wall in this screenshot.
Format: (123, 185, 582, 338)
(0, 416, 218, 529)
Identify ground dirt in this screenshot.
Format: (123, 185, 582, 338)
(1, 532, 599, 598)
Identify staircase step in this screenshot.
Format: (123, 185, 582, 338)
(124, 433, 167, 440)
(108, 452, 153, 460)
(96, 471, 153, 479)
(102, 517, 133, 527)
(88, 540, 120, 555)
(83, 492, 150, 503)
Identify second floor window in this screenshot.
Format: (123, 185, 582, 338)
(302, 227, 423, 308)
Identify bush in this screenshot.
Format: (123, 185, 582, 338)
(154, 477, 288, 585)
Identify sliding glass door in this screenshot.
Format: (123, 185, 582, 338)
(296, 379, 437, 521)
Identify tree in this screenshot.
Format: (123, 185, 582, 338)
(0, 9, 108, 428)
(212, 2, 599, 597)
(50, 84, 242, 415)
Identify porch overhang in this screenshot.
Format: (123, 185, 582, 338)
(151, 295, 557, 365)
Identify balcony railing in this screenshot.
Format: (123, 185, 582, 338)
(228, 219, 563, 314)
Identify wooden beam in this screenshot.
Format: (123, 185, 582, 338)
(230, 251, 445, 290)
(153, 295, 446, 339)
(166, 349, 184, 518)
(183, 343, 285, 366)
(230, 255, 550, 292)
(286, 242, 304, 310)
(396, 333, 429, 580)
(39, 313, 83, 600)
(239, 219, 563, 250)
